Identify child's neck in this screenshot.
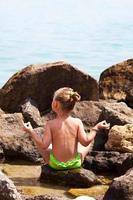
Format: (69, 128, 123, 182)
(56, 110, 70, 119)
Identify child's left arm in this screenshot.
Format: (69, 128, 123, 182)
(77, 119, 110, 146)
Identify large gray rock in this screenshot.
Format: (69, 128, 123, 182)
(83, 151, 132, 174)
(99, 59, 133, 108)
(103, 168, 133, 200)
(0, 113, 42, 162)
(72, 100, 133, 128)
(105, 124, 133, 153)
(40, 165, 101, 188)
(71, 101, 103, 129)
(0, 61, 98, 113)
(0, 171, 22, 200)
(99, 102, 133, 126)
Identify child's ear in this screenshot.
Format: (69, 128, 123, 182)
(53, 100, 59, 109)
(55, 101, 60, 109)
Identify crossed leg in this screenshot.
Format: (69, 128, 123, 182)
(78, 142, 92, 163)
(36, 144, 52, 164)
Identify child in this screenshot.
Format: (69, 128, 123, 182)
(24, 87, 110, 170)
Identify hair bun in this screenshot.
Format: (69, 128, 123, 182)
(70, 91, 81, 102)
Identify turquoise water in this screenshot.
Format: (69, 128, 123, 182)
(0, 0, 133, 87)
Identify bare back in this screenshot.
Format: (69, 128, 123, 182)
(49, 116, 79, 162)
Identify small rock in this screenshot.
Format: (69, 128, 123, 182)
(21, 97, 43, 128)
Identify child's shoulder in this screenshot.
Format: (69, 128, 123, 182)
(46, 118, 56, 125)
(70, 116, 82, 124)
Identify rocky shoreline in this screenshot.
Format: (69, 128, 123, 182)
(0, 59, 133, 200)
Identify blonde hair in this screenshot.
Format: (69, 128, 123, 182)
(53, 87, 81, 111)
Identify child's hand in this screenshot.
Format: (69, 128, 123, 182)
(93, 120, 110, 131)
(23, 122, 33, 134)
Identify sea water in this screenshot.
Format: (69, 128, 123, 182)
(0, 0, 133, 87)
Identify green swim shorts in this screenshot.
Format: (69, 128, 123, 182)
(49, 152, 82, 170)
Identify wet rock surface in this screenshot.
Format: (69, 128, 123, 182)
(0, 171, 22, 200)
(23, 195, 69, 200)
(0, 61, 98, 113)
(99, 58, 133, 108)
(40, 165, 101, 188)
(103, 168, 133, 200)
(68, 185, 108, 200)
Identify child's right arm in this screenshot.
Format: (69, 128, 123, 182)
(23, 122, 52, 149)
(77, 119, 110, 146)
(23, 122, 43, 147)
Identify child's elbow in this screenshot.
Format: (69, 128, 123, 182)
(81, 140, 91, 147)
(42, 141, 50, 150)
(83, 143, 89, 147)
(42, 144, 48, 150)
